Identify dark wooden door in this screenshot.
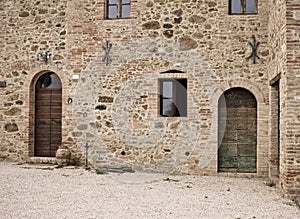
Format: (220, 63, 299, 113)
(34, 73, 62, 157)
(218, 88, 257, 173)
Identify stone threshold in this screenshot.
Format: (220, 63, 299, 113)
(216, 172, 263, 178)
(27, 157, 57, 165)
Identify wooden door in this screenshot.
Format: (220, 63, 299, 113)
(218, 88, 257, 173)
(34, 73, 62, 157)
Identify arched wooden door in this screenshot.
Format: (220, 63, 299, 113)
(218, 88, 257, 173)
(34, 72, 62, 157)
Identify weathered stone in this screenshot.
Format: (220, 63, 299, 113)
(193, 32, 204, 39)
(205, 24, 212, 30)
(8, 94, 19, 101)
(38, 9, 48, 14)
(163, 23, 173, 29)
(0, 81, 6, 88)
(4, 123, 18, 132)
(1, 147, 8, 152)
(60, 30, 66, 35)
(174, 17, 182, 24)
(86, 133, 95, 138)
(4, 103, 13, 107)
(163, 30, 174, 38)
(169, 120, 180, 129)
(146, 1, 154, 7)
(154, 122, 164, 128)
(261, 50, 269, 56)
(142, 21, 160, 30)
(105, 121, 113, 128)
(95, 105, 107, 110)
(208, 2, 217, 7)
(8, 148, 16, 153)
(77, 124, 88, 130)
(4, 108, 21, 116)
(98, 96, 113, 103)
(19, 11, 29, 17)
(171, 9, 183, 17)
(294, 11, 300, 20)
(188, 15, 206, 24)
(52, 55, 63, 60)
(0, 153, 8, 159)
(12, 71, 19, 77)
(178, 36, 198, 51)
(72, 132, 82, 137)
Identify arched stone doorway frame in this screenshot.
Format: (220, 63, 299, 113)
(210, 79, 269, 176)
(23, 65, 69, 160)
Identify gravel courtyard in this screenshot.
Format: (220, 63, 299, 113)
(0, 162, 299, 219)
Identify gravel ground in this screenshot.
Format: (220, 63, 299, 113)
(0, 162, 299, 219)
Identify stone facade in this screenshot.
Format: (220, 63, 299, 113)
(0, 0, 299, 196)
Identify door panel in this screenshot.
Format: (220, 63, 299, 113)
(35, 78, 62, 157)
(218, 88, 257, 173)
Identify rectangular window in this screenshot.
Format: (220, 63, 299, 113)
(106, 0, 130, 19)
(159, 79, 187, 117)
(229, 0, 257, 14)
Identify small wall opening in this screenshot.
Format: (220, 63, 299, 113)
(269, 80, 280, 178)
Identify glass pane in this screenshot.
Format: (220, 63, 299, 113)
(121, 5, 130, 18)
(162, 81, 173, 98)
(122, 0, 130, 4)
(108, 0, 117, 4)
(108, 5, 117, 18)
(175, 79, 187, 117)
(162, 99, 175, 117)
(231, 0, 241, 14)
(36, 73, 62, 89)
(246, 0, 257, 13)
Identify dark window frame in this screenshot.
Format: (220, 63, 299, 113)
(229, 0, 258, 15)
(106, 0, 131, 19)
(159, 78, 187, 117)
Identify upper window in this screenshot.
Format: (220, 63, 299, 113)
(229, 0, 257, 14)
(159, 79, 187, 117)
(106, 0, 130, 19)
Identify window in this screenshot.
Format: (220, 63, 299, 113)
(229, 0, 257, 14)
(106, 0, 130, 19)
(159, 79, 187, 117)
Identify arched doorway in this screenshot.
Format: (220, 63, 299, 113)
(34, 72, 62, 157)
(218, 88, 257, 173)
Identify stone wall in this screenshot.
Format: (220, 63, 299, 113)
(283, 0, 300, 195)
(66, 0, 270, 175)
(268, 0, 300, 196)
(268, 0, 287, 187)
(0, 1, 279, 178)
(0, 0, 71, 162)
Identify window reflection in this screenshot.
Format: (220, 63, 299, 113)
(231, 0, 241, 14)
(108, 5, 117, 18)
(159, 78, 187, 117)
(122, 4, 130, 18)
(246, 0, 256, 13)
(230, 0, 257, 14)
(107, 0, 130, 19)
(162, 81, 173, 98)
